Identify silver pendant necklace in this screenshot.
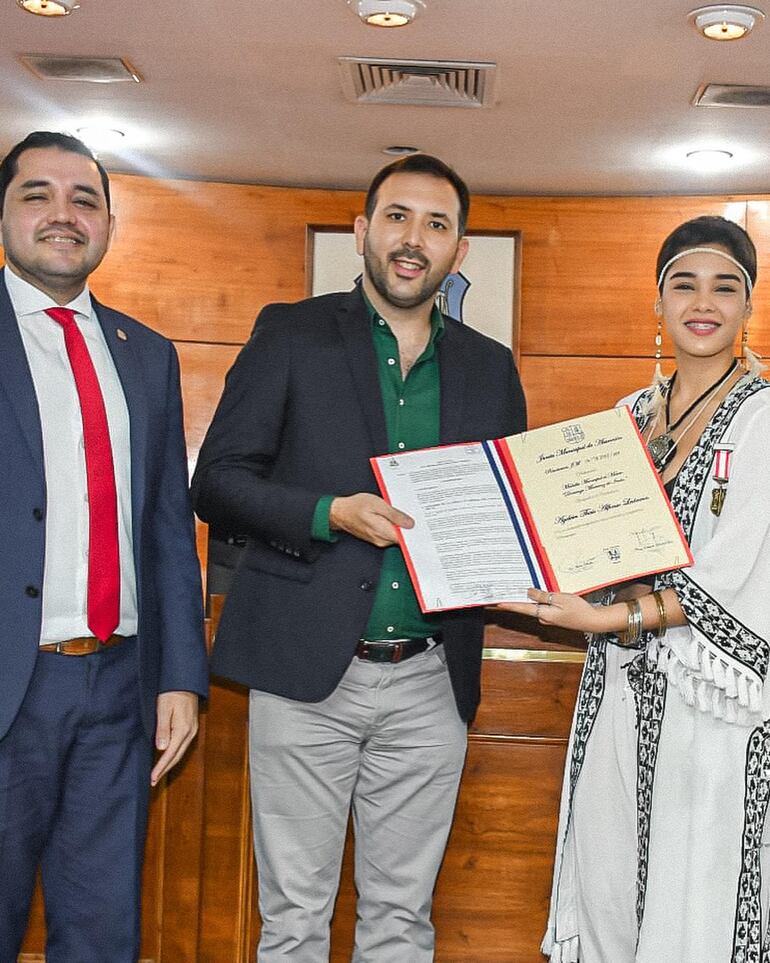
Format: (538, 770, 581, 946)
(647, 360, 737, 472)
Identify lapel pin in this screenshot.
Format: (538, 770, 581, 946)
(116, 328, 128, 341)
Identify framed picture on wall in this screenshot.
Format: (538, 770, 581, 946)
(307, 227, 521, 357)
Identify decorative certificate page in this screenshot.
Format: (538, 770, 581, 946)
(497, 407, 692, 595)
(372, 407, 692, 612)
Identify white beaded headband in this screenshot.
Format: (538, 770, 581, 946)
(657, 246, 753, 297)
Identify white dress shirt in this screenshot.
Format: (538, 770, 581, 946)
(5, 266, 138, 643)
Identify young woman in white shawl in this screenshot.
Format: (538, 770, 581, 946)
(501, 216, 770, 962)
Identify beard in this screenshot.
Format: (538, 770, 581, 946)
(363, 239, 452, 311)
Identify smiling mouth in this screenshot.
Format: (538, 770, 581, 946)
(685, 320, 721, 332)
(40, 234, 83, 245)
(391, 256, 427, 278)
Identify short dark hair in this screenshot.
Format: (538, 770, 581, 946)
(657, 216, 756, 292)
(364, 153, 470, 236)
(0, 131, 111, 215)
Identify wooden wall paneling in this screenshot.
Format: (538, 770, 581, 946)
(431, 737, 569, 962)
(518, 355, 658, 428)
(155, 723, 209, 962)
(6, 187, 769, 361)
(329, 839, 357, 961)
(470, 196, 749, 358)
(744, 201, 770, 356)
(94, 177, 363, 346)
(18, 880, 45, 957)
(196, 677, 255, 963)
(473, 658, 584, 740)
(175, 341, 241, 468)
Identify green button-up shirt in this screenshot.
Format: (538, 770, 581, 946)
(312, 293, 442, 640)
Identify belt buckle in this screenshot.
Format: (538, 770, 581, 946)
(392, 641, 403, 663)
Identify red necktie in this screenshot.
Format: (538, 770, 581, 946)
(45, 307, 120, 641)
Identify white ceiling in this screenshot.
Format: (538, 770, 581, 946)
(1, 0, 769, 196)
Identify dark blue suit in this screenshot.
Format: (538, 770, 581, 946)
(0, 274, 208, 961)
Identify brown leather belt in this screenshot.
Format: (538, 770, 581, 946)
(355, 636, 440, 664)
(39, 634, 126, 656)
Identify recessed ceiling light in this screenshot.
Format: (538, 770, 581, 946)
(689, 4, 765, 40)
(347, 0, 425, 27)
(18, 0, 78, 15)
(382, 145, 420, 156)
(76, 127, 125, 151)
(686, 148, 734, 171)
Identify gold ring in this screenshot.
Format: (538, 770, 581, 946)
(546, 592, 554, 606)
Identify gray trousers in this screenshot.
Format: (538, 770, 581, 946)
(248, 645, 468, 962)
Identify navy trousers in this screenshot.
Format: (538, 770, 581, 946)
(0, 638, 152, 963)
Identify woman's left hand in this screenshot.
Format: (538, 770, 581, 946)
(497, 588, 607, 633)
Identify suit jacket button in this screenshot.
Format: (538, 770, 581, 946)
(359, 580, 374, 591)
(33, 507, 44, 521)
(25, 585, 40, 598)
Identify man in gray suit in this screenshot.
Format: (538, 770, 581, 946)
(193, 154, 526, 960)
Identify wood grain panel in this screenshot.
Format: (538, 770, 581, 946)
(464, 195, 749, 358)
(80, 179, 768, 360)
(473, 660, 583, 740)
(327, 737, 569, 963)
(196, 676, 255, 963)
(744, 201, 770, 356)
(484, 612, 586, 653)
(175, 341, 240, 468)
(156, 728, 209, 962)
(17, 879, 44, 956)
(92, 177, 362, 345)
(519, 355, 659, 428)
(431, 737, 567, 962)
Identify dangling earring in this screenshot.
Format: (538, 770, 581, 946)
(653, 313, 664, 386)
(741, 321, 765, 376)
(645, 304, 667, 416)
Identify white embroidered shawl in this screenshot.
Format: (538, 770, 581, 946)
(624, 375, 770, 725)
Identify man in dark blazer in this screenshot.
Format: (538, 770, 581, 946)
(193, 154, 526, 961)
(0, 131, 208, 963)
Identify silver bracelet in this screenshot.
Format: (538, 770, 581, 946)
(621, 598, 643, 646)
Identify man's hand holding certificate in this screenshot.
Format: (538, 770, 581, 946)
(371, 407, 692, 612)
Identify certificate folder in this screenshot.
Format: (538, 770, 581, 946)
(371, 407, 693, 613)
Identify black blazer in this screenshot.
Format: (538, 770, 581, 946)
(192, 286, 526, 721)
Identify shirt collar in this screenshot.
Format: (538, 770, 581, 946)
(362, 288, 445, 341)
(4, 265, 93, 322)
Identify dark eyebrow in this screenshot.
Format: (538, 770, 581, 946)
(19, 178, 100, 200)
(383, 202, 451, 221)
(73, 183, 100, 198)
(669, 270, 741, 283)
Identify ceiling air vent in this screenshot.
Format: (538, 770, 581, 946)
(19, 55, 142, 84)
(338, 57, 496, 108)
(693, 83, 770, 108)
